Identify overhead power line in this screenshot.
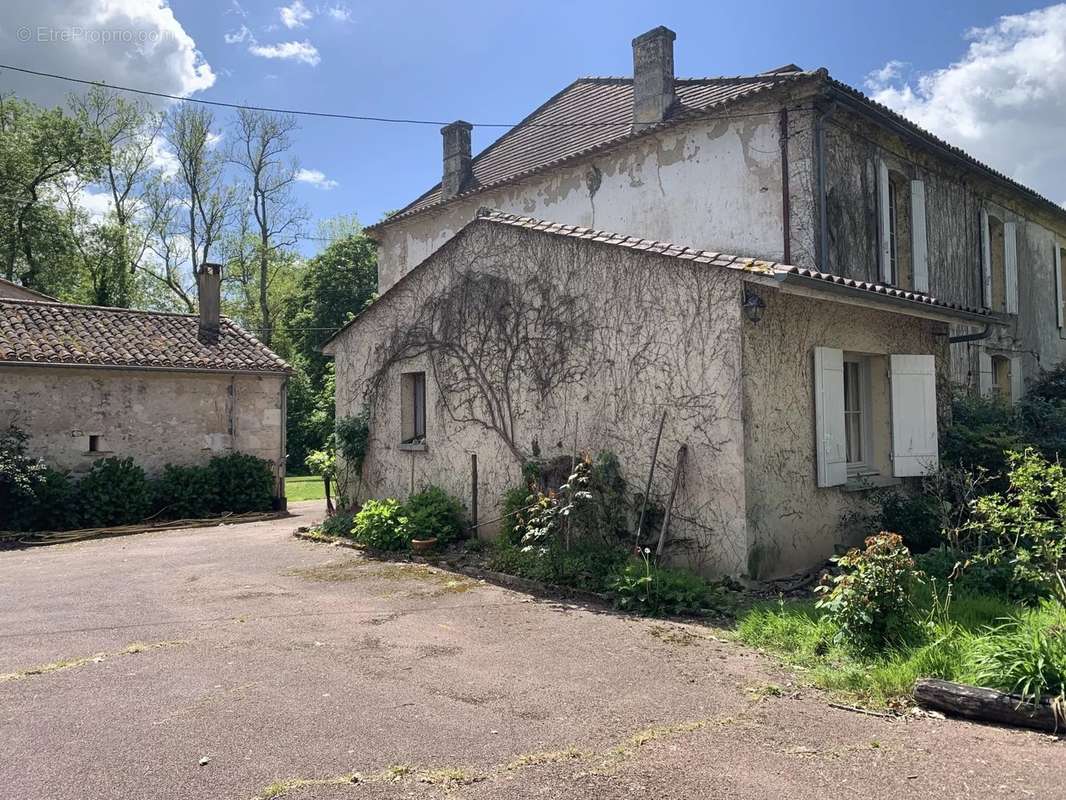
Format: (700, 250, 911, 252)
(0, 62, 806, 129)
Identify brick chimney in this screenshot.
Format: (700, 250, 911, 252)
(632, 26, 677, 131)
(441, 120, 473, 201)
(196, 262, 222, 341)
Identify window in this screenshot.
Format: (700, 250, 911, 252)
(88, 434, 101, 452)
(981, 211, 1017, 313)
(877, 163, 922, 291)
(991, 355, 1011, 401)
(843, 357, 869, 470)
(815, 348, 939, 487)
(988, 215, 1006, 311)
(400, 371, 426, 445)
(887, 179, 899, 284)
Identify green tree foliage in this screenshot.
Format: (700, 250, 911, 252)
(280, 228, 377, 471)
(0, 94, 107, 295)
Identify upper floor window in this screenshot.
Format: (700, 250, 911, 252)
(980, 209, 1018, 314)
(878, 161, 928, 293)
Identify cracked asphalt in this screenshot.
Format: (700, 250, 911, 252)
(1, 502, 1062, 800)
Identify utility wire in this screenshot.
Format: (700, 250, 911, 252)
(0, 62, 807, 129)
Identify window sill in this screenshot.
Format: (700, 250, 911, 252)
(398, 442, 428, 453)
(843, 473, 901, 492)
(83, 451, 113, 456)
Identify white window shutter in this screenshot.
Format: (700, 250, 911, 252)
(1055, 244, 1064, 329)
(878, 161, 892, 284)
(890, 354, 939, 477)
(1010, 355, 1024, 403)
(1004, 222, 1018, 314)
(978, 347, 994, 397)
(814, 346, 847, 488)
(980, 209, 992, 308)
(911, 180, 929, 293)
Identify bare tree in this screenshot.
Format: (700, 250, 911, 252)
(228, 108, 306, 345)
(165, 105, 236, 278)
(140, 177, 196, 312)
(69, 87, 164, 275)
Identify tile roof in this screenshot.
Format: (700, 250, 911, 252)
(372, 72, 814, 227)
(474, 209, 991, 319)
(371, 69, 1066, 233)
(0, 299, 290, 374)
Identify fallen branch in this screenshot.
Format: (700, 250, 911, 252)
(826, 702, 896, 719)
(914, 678, 1063, 733)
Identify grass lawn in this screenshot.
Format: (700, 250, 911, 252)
(734, 593, 1066, 709)
(285, 475, 326, 502)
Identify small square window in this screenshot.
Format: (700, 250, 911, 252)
(88, 434, 101, 452)
(401, 372, 426, 444)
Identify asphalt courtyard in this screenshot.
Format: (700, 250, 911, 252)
(1, 502, 1062, 800)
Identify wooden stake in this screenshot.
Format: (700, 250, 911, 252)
(655, 444, 687, 561)
(634, 410, 667, 548)
(470, 452, 478, 538)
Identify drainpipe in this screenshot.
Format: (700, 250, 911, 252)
(948, 322, 994, 344)
(779, 107, 791, 264)
(814, 101, 837, 272)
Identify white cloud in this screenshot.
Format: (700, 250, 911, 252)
(224, 24, 252, 44)
(295, 168, 338, 190)
(279, 0, 313, 29)
(77, 186, 115, 221)
(248, 39, 320, 66)
(325, 4, 352, 22)
(0, 0, 215, 108)
(866, 4, 1066, 201)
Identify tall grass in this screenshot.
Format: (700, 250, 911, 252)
(735, 594, 1066, 709)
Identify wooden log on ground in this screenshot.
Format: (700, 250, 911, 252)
(914, 678, 1063, 733)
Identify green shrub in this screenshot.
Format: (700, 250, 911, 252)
(609, 551, 723, 616)
(876, 491, 944, 554)
(499, 485, 532, 546)
(155, 464, 220, 518)
(404, 486, 465, 544)
(77, 457, 154, 527)
(28, 468, 80, 531)
(208, 452, 274, 513)
(350, 498, 412, 551)
(320, 511, 354, 538)
(335, 409, 370, 474)
(0, 426, 46, 530)
(489, 537, 629, 592)
(967, 602, 1066, 707)
(941, 394, 1025, 479)
(963, 449, 1066, 605)
(815, 532, 919, 652)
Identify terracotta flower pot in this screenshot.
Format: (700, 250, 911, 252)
(410, 537, 438, 554)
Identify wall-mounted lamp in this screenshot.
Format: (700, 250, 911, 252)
(742, 290, 766, 324)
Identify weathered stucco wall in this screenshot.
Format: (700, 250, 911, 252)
(0, 366, 286, 482)
(741, 288, 949, 579)
(376, 98, 818, 294)
(822, 108, 1066, 391)
(333, 220, 751, 575)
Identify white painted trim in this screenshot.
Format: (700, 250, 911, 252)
(1004, 221, 1018, 314)
(878, 160, 892, 284)
(911, 180, 929, 293)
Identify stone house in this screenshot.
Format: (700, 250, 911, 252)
(0, 265, 291, 504)
(324, 26, 1064, 577)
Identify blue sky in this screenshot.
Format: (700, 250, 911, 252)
(2, 1, 1063, 253)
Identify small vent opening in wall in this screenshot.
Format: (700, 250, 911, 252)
(88, 435, 101, 452)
